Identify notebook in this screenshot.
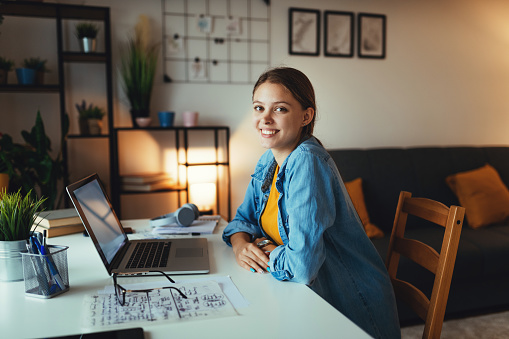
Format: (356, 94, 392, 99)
(66, 173, 209, 276)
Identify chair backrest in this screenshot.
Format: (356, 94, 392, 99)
(386, 191, 465, 339)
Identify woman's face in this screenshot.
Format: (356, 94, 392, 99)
(252, 82, 314, 163)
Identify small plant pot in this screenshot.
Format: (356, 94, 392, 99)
(16, 68, 36, 85)
(87, 118, 102, 135)
(0, 240, 28, 282)
(79, 37, 97, 53)
(0, 69, 8, 84)
(35, 71, 45, 85)
(79, 118, 90, 135)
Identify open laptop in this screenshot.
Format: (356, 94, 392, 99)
(66, 173, 209, 276)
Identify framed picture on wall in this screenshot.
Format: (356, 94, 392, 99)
(358, 13, 386, 59)
(324, 11, 354, 57)
(289, 8, 320, 56)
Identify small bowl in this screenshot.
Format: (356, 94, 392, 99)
(135, 117, 152, 127)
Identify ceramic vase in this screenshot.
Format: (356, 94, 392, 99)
(0, 240, 27, 282)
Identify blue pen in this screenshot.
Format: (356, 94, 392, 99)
(32, 237, 65, 291)
(29, 236, 50, 295)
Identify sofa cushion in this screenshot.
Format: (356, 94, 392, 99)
(344, 178, 384, 239)
(446, 164, 509, 229)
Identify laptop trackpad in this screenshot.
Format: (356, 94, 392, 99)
(176, 247, 203, 258)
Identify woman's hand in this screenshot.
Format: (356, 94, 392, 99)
(230, 233, 271, 273)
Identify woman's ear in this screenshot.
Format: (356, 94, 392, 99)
(302, 107, 315, 126)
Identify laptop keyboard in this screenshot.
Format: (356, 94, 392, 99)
(126, 242, 171, 269)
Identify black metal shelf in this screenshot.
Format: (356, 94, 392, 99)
(67, 134, 110, 139)
(113, 127, 231, 220)
(1, 1, 114, 208)
(0, 84, 60, 93)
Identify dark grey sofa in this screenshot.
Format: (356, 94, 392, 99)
(328, 146, 509, 324)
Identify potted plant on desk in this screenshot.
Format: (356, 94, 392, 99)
(75, 22, 100, 53)
(120, 15, 159, 128)
(0, 190, 46, 282)
(0, 56, 14, 84)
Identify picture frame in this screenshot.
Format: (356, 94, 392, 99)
(358, 13, 386, 59)
(324, 11, 354, 57)
(289, 8, 320, 56)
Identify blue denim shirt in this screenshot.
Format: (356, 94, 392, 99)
(223, 137, 400, 339)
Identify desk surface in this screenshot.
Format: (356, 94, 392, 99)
(0, 219, 370, 339)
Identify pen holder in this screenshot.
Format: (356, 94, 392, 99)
(21, 245, 70, 299)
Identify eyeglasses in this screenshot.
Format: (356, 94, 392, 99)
(113, 270, 187, 307)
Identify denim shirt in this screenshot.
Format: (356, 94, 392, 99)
(223, 137, 400, 339)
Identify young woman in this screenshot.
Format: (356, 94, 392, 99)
(222, 67, 400, 338)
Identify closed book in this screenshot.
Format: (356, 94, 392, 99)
(121, 172, 171, 184)
(122, 179, 175, 192)
(35, 208, 81, 228)
(35, 223, 84, 237)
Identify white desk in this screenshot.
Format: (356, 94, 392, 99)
(0, 219, 370, 339)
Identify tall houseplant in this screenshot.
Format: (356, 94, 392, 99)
(0, 110, 69, 210)
(0, 189, 46, 282)
(120, 15, 159, 128)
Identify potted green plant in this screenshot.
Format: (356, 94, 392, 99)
(16, 57, 48, 85)
(2, 110, 69, 211)
(75, 100, 106, 135)
(0, 189, 46, 282)
(0, 56, 14, 85)
(0, 132, 16, 193)
(120, 15, 159, 128)
(75, 22, 100, 53)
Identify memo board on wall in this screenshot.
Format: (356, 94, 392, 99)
(162, 0, 271, 84)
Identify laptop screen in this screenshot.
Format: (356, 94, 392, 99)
(72, 177, 126, 264)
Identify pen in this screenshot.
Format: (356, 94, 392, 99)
(29, 236, 50, 295)
(32, 237, 65, 291)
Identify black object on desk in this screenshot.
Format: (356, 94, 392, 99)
(41, 327, 144, 338)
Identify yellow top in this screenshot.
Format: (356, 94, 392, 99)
(260, 165, 283, 245)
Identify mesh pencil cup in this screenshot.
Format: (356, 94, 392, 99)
(21, 245, 70, 298)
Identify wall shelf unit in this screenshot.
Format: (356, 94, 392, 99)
(0, 1, 114, 202)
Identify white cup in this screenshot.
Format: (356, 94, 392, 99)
(183, 111, 199, 127)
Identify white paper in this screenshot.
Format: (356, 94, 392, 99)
(83, 280, 238, 328)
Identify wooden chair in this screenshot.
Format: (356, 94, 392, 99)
(386, 191, 465, 339)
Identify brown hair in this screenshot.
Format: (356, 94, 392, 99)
(253, 67, 317, 141)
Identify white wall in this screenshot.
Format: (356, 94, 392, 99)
(2, 0, 509, 218)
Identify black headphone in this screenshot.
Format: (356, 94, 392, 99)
(149, 203, 199, 227)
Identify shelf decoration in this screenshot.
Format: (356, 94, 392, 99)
(75, 100, 106, 135)
(0, 56, 14, 84)
(120, 15, 160, 128)
(75, 22, 100, 53)
(16, 57, 48, 85)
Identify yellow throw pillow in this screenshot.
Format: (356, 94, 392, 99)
(345, 178, 384, 239)
(446, 164, 509, 229)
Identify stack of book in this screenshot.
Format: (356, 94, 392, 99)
(121, 172, 175, 192)
(34, 208, 84, 237)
